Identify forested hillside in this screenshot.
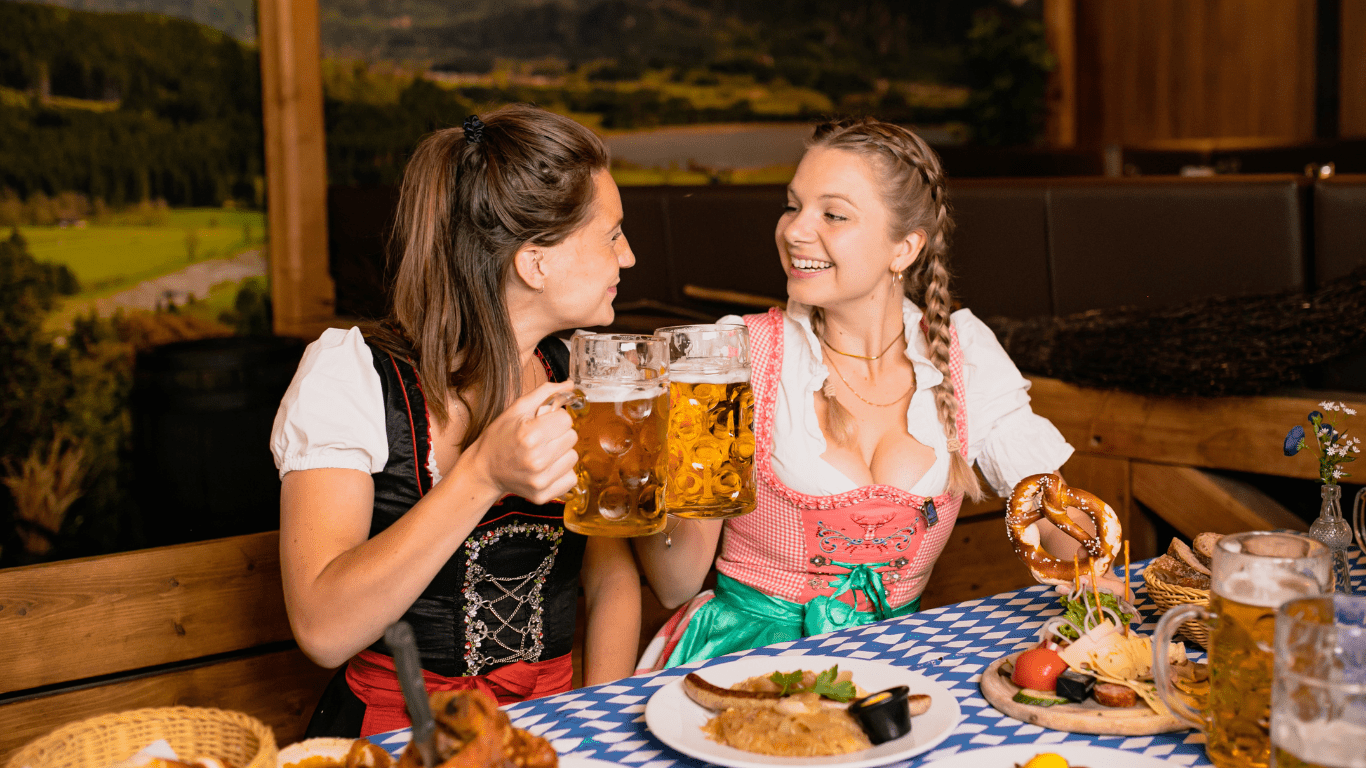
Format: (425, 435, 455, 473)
(0, 2, 264, 205)
(1, 0, 1048, 205)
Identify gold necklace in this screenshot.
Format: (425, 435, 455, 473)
(820, 327, 905, 361)
(820, 339, 915, 408)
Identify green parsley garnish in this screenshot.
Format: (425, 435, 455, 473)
(811, 665, 858, 702)
(768, 670, 803, 696)
(766, 665, 858, 701)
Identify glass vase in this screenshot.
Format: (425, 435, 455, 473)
(1309, 484, 1354, 594)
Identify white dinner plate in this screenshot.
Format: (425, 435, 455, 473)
(923, 743, 1179, 768)
(644, 654, 962, 768)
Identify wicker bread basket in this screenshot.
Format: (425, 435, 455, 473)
(6, 707, 277, 768)
(1144, 567, 1212, 649)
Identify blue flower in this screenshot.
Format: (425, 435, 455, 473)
(1325, 424, 1338, 443)
(1284, 425, 1305, 456)
(1309, 410, 1323, 422)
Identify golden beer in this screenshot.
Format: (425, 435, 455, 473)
(664, 369, 755, 519)
(563, 386, 670, 537)
(1154, 532, 1331, 768)
(1206, 589, 1285, 768)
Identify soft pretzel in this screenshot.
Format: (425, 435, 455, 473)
(1005, 473, 1123, 586)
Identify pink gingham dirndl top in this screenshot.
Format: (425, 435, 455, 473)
(715, 308, 968, 609)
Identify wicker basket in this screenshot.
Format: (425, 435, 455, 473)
(1144, 568, 1212, 649)
(7, 707, 277, 768)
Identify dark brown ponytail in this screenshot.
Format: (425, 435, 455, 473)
(370, 104, 608, 450)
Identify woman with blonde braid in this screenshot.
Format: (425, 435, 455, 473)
(634, 117, 1097, 670)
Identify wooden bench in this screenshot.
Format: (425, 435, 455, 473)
(0, 531, 334, 765)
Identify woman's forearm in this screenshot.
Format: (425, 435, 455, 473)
(581, 537, 641, 685)
(632, 517, 724, 609)
(279, 464, 501, 668)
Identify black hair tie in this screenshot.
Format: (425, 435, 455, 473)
(463, 115, 484, 144)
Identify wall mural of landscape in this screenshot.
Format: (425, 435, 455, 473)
(0, 0, 1047, 565)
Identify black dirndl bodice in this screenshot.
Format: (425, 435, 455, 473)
(364, 337, 586, 677)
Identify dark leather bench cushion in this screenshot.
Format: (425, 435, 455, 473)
(664, 185, 790, 303)
(948, 183, 1053, 320)
(1312, 175, 1366, 392)
(1314, 175, 1366, 285)
(617, 186, 675, 305)
(1047, 178, 1307, 315)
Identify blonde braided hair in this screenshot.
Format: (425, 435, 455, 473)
(807, 117, 983, 501)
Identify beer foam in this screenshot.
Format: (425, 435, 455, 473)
(1216, 567, 1323, 608)
(580, 383, 667, 403)
(669, 363, 750, 385)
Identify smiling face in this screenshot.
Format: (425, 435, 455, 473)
(776, 146, 919, 311)
(539, 169, 635, 329)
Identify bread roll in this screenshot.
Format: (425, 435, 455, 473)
(1147, 553, 1211, 590)
(1192, 532, 1222, 569)
(1167, 538, 1210, 576)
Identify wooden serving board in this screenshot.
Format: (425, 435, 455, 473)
(980, 653, 1189, 736)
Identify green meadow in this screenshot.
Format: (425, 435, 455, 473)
(20, 208, 267, 299)
(17, 208, 268, 331)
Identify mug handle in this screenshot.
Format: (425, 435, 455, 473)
(1152, 603, 1210, 730)
(538, 389, 584, 416)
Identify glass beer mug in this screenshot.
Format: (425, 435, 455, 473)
(1270, 593, 1366, 768)
(1154, 531, 1332, 768)
(655, 324, 756, 519)
(560, 333, 670, 537)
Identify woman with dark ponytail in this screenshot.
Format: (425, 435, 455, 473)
(271, 105, 642, 736)
(635, 117, 1096, 670)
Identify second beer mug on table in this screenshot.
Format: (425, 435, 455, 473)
(1153, 531, 1332, 768)
(656, 324, 755, 519)
(561, 334, 669, 537)
(1270, 593, 1366, 768)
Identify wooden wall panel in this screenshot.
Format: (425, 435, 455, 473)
(1345, 0, 1366, 137)
(0, 649, 331, 766)
(0, 532, 293, 694)
(1026, 376, 1366, 481)
(1075, 0, 1317, 146)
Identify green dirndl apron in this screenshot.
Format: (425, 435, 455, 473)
(665, 569, 920, 668)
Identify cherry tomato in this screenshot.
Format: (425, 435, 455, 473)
(1011, 646, 1069, 692)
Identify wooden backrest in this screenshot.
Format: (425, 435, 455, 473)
(0, 531, 333, 765)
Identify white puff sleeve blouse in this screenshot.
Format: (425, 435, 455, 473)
(720, 299, 1074, 499)
(270, 327, 388, 479)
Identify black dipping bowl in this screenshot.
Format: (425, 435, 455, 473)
(848, 685, 912, 744)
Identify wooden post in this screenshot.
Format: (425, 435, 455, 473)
(1044, 0, 1077, 147)
(257, 0, 334, 339)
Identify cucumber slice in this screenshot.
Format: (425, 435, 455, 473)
(1013, 688, 1068, 707)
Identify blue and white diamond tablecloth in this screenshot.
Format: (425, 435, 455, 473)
(369, 548, 1366, 767)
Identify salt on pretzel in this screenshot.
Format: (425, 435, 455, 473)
(1005, 473, 1123, 586)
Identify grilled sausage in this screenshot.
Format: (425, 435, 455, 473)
(683, 673, 785, 711)
(906, 694, 932, 717)
(1093, 682, 1138, 708)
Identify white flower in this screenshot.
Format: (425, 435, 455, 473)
(1332, 467, 1346, 479)
(1320, 400, 1334, 409)
(1345, 406, 1358, 416)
